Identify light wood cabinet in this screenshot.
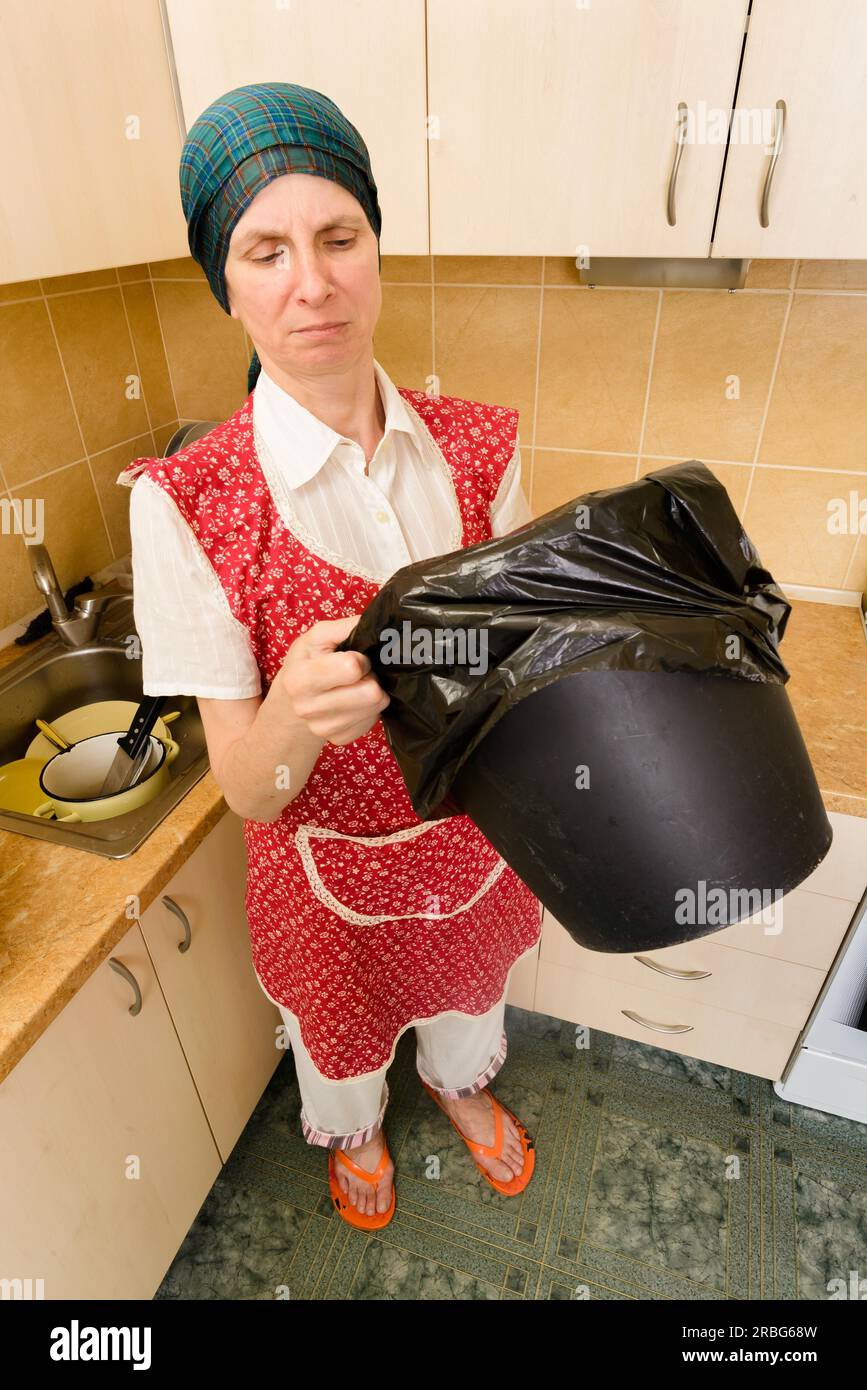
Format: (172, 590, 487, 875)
(137, 810, 281, 1163)
(532, 811, 867, 1082)
(712, 0, 867, 257)
(0, 919, 221, 1300)
(426, 0, 749, 257)
(0, 0, 188, 282)
(0, 811, 281, 1299)
(164, 0, 429, 254)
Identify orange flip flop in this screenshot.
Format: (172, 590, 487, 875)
(328, 1137, 396, 1230)
(420, 1079, 535, 1196)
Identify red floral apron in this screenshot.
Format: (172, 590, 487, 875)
(119, 386, 542, 1081)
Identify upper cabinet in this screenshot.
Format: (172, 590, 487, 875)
(426, 0, 749, 257)
(712, 0, 867, 258)
(164, 0, 429, 254)
(0, 0, 189, 282)
(1, 0, 865, 285)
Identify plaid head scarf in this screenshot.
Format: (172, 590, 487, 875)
(179, 82, 383, 393)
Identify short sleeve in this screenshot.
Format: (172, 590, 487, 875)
(127, 476, 262, 698)
(490, 436, 533, 537)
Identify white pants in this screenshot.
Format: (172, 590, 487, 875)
(275, 993, 509, 1150)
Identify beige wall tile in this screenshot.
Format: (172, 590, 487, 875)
(41, 269, 118, 294)
(847, 534, 866, 590)
(152, 281, 248, 421)
(638, 456, 752, 519)
(153, 422, 180, 456)
(92, 434, 154, 560)
(434, 256, 542, 285)
(531, 449, 636, 516)
(48, 287, 149, 455)
(543, 258, 583, 286)
(434, 285, 539, 425)
(0, 300, 83, 489)
(0, 280, 41, 304)
(380, 255, 431, 283)
(373, 284, 433, 393)
(118, 263, 150, 283)
(536, 287, 657, 453)
(149, 257, 207, 283)
(742, 467, 863, 588)
(743, 260, 795, 289)
(10, 460, 112, 596)
(121, 281, 177, 429)
(644, 289, 787, 462)
(760, 293, 867, 470)
(796, 261, 867, 290)
(0, 523, 43, 630)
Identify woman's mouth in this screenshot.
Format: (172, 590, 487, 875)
(294, 322, 347, 337)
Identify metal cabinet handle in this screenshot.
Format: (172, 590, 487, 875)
(621, 1009, 693, 1035)
(162, 895, 191, 953)
(760, 99, 786, 228)
(108, 958, 142, 1016)
(633, 954, 711, 980)
(666, 101, 689, 226)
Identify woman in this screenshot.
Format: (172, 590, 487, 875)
(118, 82, 542, 1231)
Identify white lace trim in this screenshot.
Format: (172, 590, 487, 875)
(294, 820, 507, 927)
(251, 395, 464, 582)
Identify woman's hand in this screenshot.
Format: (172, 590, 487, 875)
(276, 615, 390, 746)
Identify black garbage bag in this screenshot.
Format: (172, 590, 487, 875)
(337, 461, 833, 951)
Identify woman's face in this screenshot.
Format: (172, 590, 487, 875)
(224, 172, 381, 374)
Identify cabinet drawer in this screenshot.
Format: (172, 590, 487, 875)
(535, 960, 800, 1080)
(540, 910, 825, 1029)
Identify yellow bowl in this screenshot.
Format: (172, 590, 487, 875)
(26, 700, 180, 764)
(0, 757, 51, 814)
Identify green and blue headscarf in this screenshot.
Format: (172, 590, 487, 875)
(179, 82, 382, 393)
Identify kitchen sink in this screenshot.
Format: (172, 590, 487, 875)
(0, 604, 211, 858)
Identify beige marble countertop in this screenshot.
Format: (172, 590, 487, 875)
(0, 598, 864, 1087)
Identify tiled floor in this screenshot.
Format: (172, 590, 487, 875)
(155, 1006, 867, 1300)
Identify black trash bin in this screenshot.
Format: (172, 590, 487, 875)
(338, 460, 833, 952)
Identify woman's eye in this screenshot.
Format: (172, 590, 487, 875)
(254, 239, 354, 264)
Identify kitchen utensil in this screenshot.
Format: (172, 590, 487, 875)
(34, 718, 72, 752)
(97, 696, 167, 796)
(26, 701, 180, 764)
(34, 729, 179, 823)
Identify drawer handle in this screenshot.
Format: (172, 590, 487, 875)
(633, 954, 711, 980)
(666, 100, 689, 226)
(621, 1009, 693, 1035)
(162, 895, 192, 953)
(108, 958, 142, 1016)
(760, 99, 786, 228)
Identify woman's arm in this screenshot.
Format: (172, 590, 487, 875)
(198, 617, 388, 822)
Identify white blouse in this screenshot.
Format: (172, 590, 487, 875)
(121, 358, 533, 699)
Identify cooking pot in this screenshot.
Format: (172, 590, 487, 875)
(34, 730, 179, 823)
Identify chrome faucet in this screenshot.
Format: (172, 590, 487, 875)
(27, 543, 133, 649)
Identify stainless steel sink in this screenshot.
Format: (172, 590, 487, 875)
(0, 604, 211, 858)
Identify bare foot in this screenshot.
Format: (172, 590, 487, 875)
(332, 1129, 394, 1217)
(439, 1089, 526, 1183)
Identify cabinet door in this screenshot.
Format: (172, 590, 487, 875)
(0, 922, 221, 1300)
(137, 811, 282, 1163)
(0, 0, 188, 282)
(427, 0, 748, 256)
(713, 0, 867, 256)
(165, 0, 429, 253)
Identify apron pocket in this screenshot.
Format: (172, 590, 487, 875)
(294, 818, 507, 926)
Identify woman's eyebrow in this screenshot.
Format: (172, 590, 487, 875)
(236, 216, 364, 250)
